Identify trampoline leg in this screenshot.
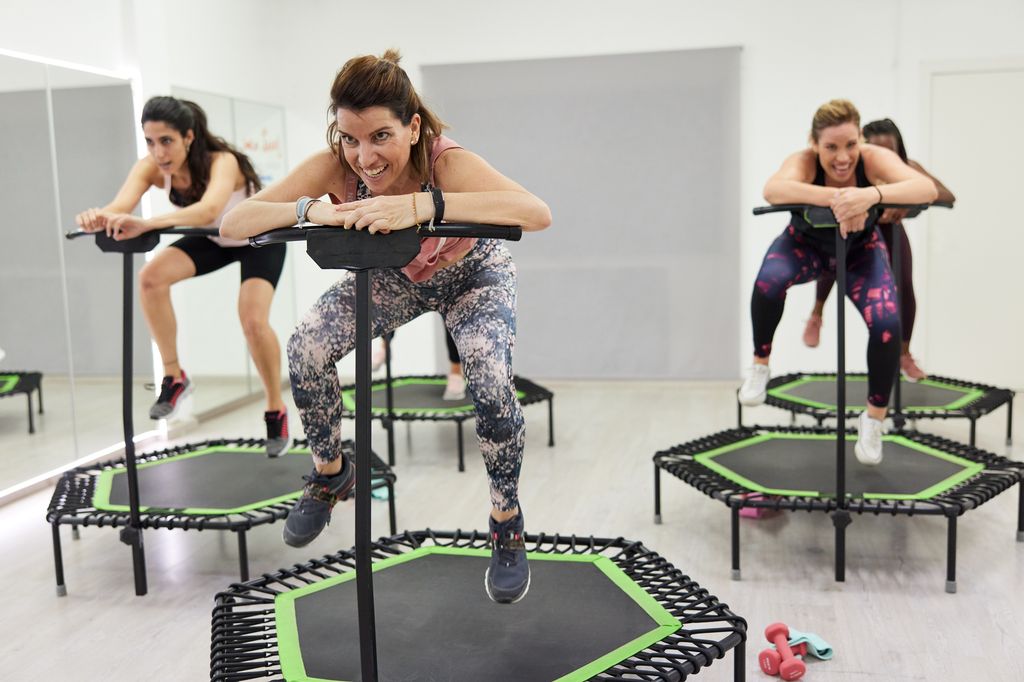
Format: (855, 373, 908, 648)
(52, 523, 67, 597)
(832, 510, 851, 583)
(1016, 483, 1023, 543)
(72, 526, 80, 541)
(731, 506, 741, 580)
(790, 411, 796, 426)
(27, 392, 35, 434)
(387, 481, 397, 535)
(457, 421, 465, 473)
(1007, 395, 1015, 448)
(969, 419, 977, 448)
(734, 638, 746, 682)
(736, 399, 743, 428)
(237, 531, 249, 582)
(384, 418, 395, 468)
(945, 516, 957, 594)
(654, 464, 662, 525)
(37, 383, 43, 413)
(547, 397, 555, 447)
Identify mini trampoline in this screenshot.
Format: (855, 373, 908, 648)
(340, 373, 554, 470)
(747, 372, 1015, 447)
(237, 224, 746, 681)
(46, 437, 396, 595)
(0, 370, 43, 433)
(653, 425, 1024, 592)
(211, 530, 747, 681)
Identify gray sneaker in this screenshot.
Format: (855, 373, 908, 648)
(149, 372, 192, 419)
(485, 511, 530, 604)
(283, 458, 355, 547)
(264, 409, 291, 458)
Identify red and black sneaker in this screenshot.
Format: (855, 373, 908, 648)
(148, 371, 193, 420)
(265, 409, 291, 458)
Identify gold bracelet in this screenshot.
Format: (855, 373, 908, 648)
(411, 191, 421, 225)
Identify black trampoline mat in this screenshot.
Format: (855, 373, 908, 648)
(341, 379, 529, 415)
(699, 435, 982, 499)
(95, 447, 312, 514)
(770, 376, 978, 411)
(280, 549, 675, 681)
(369, 381, 473, 411)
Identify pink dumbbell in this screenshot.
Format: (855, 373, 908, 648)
(758, 622, 807, 680)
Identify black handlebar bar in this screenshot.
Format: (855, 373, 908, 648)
(753, 202, 950, 228)
(65, 226, 221, 240)
(249, 222, 523, 248)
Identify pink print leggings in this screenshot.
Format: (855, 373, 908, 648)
(750, 225, 901, 408)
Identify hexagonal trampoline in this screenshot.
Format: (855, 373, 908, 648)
(47, 438, 396, 592)
(757, 373, 1015, 447)
(340, 374, 555, 471)
(211, 531, 747, 681)
(654, 426, 1024, 591)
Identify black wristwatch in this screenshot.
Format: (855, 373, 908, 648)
(430, 188, 445, 224)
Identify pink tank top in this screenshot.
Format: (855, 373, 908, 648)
(162, 174, 250, 247)
(337, 136, 476, 282)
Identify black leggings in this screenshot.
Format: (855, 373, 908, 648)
(751, 225, 901, 407)
(815, 223, 915, 343)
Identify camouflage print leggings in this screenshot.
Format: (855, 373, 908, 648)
(287, 239, 524, 512)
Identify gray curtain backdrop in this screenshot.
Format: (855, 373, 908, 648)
(422, 48, 740, 379)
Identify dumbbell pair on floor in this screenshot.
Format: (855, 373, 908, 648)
(759, 622, 807, 680)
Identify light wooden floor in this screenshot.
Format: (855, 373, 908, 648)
(3, 380, 1021, 680)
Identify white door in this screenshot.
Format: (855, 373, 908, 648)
(924, 68, 1024, 392)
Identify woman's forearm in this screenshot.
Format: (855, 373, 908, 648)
(221, 199, 299, 240)
(439, 191, 551, 232)
(145, 202, 221, 230)
(877, 176, 938, 206)
(763, 181, 836, 207)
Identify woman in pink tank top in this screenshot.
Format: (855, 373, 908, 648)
(223, 50, 551, 604)
(74, 96, 292, 456)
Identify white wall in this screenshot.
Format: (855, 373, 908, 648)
(6, 0, 1023, 383)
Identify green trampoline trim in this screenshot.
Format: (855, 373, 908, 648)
(274, 546, 681, 682)
(0, 375, 20, 393)
(694, 433, 984, 500)
(340, 377, 526, 415)
(92, 446, 312, 515)
(767, 375, 985, 412)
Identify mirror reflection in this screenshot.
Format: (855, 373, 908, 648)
(157, 87, 296, 443)
(53, 65, 151, 463)
(0, 56, 78, 491)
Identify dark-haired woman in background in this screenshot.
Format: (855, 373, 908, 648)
(801, 118, 956, 381)
(74, 96, 291, 457)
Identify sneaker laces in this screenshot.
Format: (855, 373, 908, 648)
(156, 375, 180, 403)
(265, 410, 287, 439)
(298, 473, 342, 508)
(491, 529, 526, 567)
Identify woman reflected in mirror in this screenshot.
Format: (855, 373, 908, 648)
(74, 96, 292, 457)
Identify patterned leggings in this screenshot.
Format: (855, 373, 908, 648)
(814, 222, 916, 343)
(288, 239, 524, 512)
(750, 225, 901, 407)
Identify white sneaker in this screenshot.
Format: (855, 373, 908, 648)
(738, 363, 770, 406)
(443, 373, 466, 401)
(855, 411, 885, 466)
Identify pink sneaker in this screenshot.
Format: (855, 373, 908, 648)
(900, 353, 927, 382)
(802, 314, 822, 348)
